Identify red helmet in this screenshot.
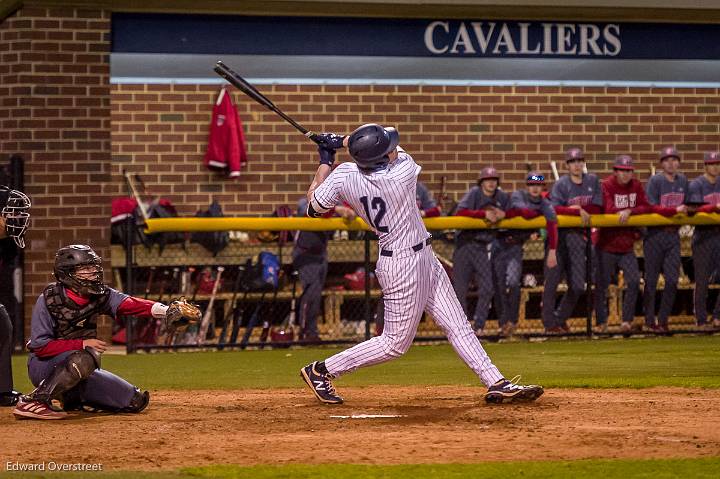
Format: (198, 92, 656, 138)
(479, 166, 500, 183)
(659, 146, 680, 162)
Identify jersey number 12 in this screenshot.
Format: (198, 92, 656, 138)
(360, 196, 389, 233)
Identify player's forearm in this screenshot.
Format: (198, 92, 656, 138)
(306, 164, 332, 206)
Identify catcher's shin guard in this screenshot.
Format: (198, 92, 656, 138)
(30, 348, 99, 403)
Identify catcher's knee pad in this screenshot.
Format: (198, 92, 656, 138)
(121, 388, 150, 413)
(32, 349, 99, 402)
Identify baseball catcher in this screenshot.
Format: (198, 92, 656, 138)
(13, 244, 201, 420)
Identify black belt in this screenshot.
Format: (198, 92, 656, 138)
(380, 237, 431, 257)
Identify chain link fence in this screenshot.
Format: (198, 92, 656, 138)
(110, 217, 719, 352)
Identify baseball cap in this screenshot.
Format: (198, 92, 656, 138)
(704, 151, 720, 164)
(659, 146, 680, 162)
(565, 147, 585, 162)
(526, 172, 546, 184)
(613, 155, 635, 171)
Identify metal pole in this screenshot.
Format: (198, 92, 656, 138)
(125, 214, 135, 353)
(364, 236, 371, 340)
(9, 155, 24, 350)
(585, 227, 593, 337)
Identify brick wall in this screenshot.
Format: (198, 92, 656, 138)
(0, 6, 111, 333)
(112, 83, 719, 214)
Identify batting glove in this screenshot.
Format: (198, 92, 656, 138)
(318, 146, 336, 167)
(314, 132, 346, 150)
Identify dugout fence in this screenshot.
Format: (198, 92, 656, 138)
(111, 214, 720, 353)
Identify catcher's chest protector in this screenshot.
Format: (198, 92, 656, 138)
(43, 283, 112, 340)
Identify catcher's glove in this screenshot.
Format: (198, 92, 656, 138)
(164, 297, 202, 329)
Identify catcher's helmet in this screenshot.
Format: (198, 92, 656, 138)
(478, 166, 500, 183)
(54, 244, 106, 295)
(347, 123, 399, 172)
(0, 186, 31, 249)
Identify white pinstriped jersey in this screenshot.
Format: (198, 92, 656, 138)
(311, 147, 430, 251)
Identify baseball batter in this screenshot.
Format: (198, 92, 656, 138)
(543, 148, 602, 331)
(13, 245, 200, 419)
(688, 151, 720, 329)
(299, 124, 543, 405)
(453, 167, 510, 334)
(643, 146, 689, 332)
(0, 185, 31, 407)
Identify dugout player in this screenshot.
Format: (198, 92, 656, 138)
(292, 197, 355, 341)
(494, 172, 558, 335)
(0, 185, 31, 407)
(13, 244, 199, 419)
(688, 151, 720, 329)
(594, 155, 651, 333)
(452, 167, 510, 334)
(643, 146, 689, 333)
(299, 125, 543, 405)
(542, 148, 602, 332)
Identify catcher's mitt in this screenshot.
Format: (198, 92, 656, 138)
(164, 297, 202, 329)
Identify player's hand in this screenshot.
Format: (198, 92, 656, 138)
(578, 208, 591, 226)
(419, 209, 426, 218)
(485, 209, 497, 223)
(618, 209, 632, 224)
(317, 146, 337, 167)
(314, 132, 346, 150)
(0, 217, 6, 239)
(493, 208, 506, 221)
(675, 204, 688, 215)
(546, 249, 558, 269)
(82, 339, 107, 354)
(336, 205, 356, 221)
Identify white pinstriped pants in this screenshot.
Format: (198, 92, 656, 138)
(325, 245, 504, 387)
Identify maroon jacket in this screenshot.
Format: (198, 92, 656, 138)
(597, 175, 651, 253)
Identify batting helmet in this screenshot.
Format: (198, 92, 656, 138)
(565, 147, 585, 162)
(704, 151, 720, 164)
(478, 166, 500, 183)
(54, 244, 106, 295)
(347, 123, 399, 172)
(613, 155, 635, 171)
(659, 146, 680, 162)
(526, 171, 546, 185)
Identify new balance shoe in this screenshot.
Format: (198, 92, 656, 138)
(300, 361, 343, 404)
(485, 376, 544, 404)
(620, 321, 632, 333)
(13, 397, 67, 420)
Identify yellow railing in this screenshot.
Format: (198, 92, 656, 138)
(143, 213, 720, 233)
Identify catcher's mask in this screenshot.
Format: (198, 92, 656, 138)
(54, 244, 106, 295)
(1, 186, 31, 249)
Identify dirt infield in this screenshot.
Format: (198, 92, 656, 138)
(2, 387, 720, 471)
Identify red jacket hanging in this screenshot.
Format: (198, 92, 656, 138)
(204, 88, 248, 178)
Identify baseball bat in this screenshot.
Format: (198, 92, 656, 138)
(196, 266, 224, 345)
(550, 160, 560, 181)
(143, 266, 156, 300)
(259, 271, 284, 348)
(217, 264, 246, 349)
(239, 289, 268, 349)
(122, 169, 149, 223)
(213, 61, 320, 143)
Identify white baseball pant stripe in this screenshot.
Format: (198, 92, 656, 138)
(325, 246, 504, 387)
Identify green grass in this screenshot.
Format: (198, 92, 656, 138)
(2, 458, 720, 478)
(11, 335, 720, 391)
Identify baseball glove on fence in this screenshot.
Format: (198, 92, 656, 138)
(164, 297, 202, 329)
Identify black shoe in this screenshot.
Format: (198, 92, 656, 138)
(485, 376, 544, 404)
(0, 390, 22, 407)
(300, 361, 343, 404)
